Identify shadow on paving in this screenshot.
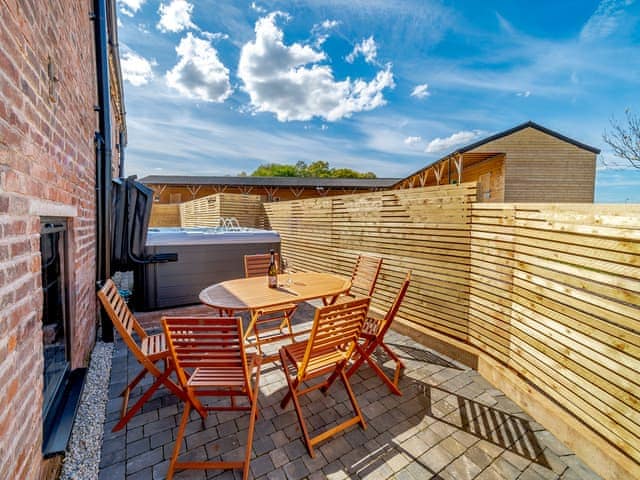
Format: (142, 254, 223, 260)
(99, 303, 601, 480)
(417, 384, 549, 467)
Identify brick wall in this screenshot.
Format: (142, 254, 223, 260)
(0, 1, 121, 478)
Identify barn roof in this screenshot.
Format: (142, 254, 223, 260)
(138, 175, 400, 189)
(455, 121, 600, 155)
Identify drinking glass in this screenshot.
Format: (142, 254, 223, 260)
(281, 257, 293, 287)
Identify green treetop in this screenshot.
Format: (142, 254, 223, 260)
(248, 161, 376, 178)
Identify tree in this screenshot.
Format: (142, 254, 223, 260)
(248, 161, 376, 178)
(603, 109, 640, 169)
(251, 163, 299, 177)
(305, 161, 331, 178)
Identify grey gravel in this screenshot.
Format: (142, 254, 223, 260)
(60, 341, 114, 480)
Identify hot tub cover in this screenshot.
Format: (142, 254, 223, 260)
(146, 227, 280, 246)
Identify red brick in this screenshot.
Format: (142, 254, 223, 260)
(9, 239, 30, 258)
(0, 1, 121, 477)
(0, 48, 18, 85)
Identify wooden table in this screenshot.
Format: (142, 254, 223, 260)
(199, 272, 351, 357)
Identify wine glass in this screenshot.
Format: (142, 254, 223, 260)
(281, 256, 293, 287)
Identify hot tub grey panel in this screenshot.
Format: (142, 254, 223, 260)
(138, 241, 280, 310)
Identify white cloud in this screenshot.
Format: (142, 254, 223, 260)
(580, 0, 632, 41)
(121, 50, 156, 86)
(311, 19, 340, 47)
(516, 90, 531, 97)
(166, 33, 233, 102)
(157, 0, 197, 33)
(411, 84, 430, 99)
(404, 136, 422, 145)
(425, 130, 483, 153)
(202, 31, 229, 41)
(346, 36, 378, 64)
(321, 20, 339, 29)
(118, 0, 145, 17)
(238, 13, 394, 122)
(251, 2, 266, 14)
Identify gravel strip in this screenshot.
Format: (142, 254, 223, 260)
(60, 341, 113, 480)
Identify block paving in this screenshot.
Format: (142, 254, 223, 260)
(99, 303, 602, 480)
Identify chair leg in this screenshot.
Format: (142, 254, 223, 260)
(346, 343, 402, 396)
(322, 342, 373, 394)
(113, 364, 191, 432)
(243, 367, 261, 480)
(167, 401, 191, 480)
(113, 371, 165, 431)
(279, 350, 296, 409)
(380, 341, 405, 386)
(119, 367, 147, 398)
(279, 350, 314, 457)
(362, 350, 402, 396)
(340, 368, 366, 430)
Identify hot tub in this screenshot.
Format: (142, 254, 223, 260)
(137, 227, 281, 310)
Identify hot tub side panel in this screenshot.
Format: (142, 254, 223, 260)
(138, 241, 281, 310)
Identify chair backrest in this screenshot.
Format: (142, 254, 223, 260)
(244, 252, 281, 278)
(97, 279, 149, 359)
(163, 316, 250, 390)
(300, 297, 371, 377)
(348, 255, 383, 297)
(371, 271, 411, 339)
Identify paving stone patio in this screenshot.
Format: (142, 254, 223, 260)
(99, 303, 602, 480)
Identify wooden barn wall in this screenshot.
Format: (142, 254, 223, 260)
(263, 186, 639, 479)
(149, 204, 181, 227)
(144, 183, 385, 203)
(470, 127, 597, 203)
(461, 155, 505, 202)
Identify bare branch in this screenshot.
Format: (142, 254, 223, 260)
(603, 109, 640, 169)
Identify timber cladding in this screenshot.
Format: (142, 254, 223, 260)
(263, 185, 640, 479)
(472, 127, 597, 203)
(179, 193, 266, 228)
(149, 204, 181, 227)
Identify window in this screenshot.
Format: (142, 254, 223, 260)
(40, 219, 70, 423)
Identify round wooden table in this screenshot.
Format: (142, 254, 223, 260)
(199, 272, 351, 312)
(199, 272, 351, 347)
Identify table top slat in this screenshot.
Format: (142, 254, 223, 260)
(199, 272, 351, 312)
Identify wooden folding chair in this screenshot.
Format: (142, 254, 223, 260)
(163, 316, 261, 480)
(346, 271, 411, 395)
(334, 254, 382, 304)
(97, 279, 186, 432)
(279, 297, 371, 457)
(244, 253, 297, 358)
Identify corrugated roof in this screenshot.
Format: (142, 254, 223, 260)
(395, 121, 601, 186)
(138, 175, 400, 189)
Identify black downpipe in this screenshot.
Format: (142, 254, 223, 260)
(93, 0, 114, 342)
(118, 130, 125, 177)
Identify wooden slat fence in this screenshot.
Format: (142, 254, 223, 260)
(179, 193, 267, 228)
(263, 184, 640, 479)
(470, 203, 640, 478)
(149, 204, 181, 227)
(264, 184, 477, 340)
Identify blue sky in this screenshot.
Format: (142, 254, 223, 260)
(117, 0, 640, 202)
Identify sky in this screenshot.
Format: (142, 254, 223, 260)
(116, 0, 640, 202)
